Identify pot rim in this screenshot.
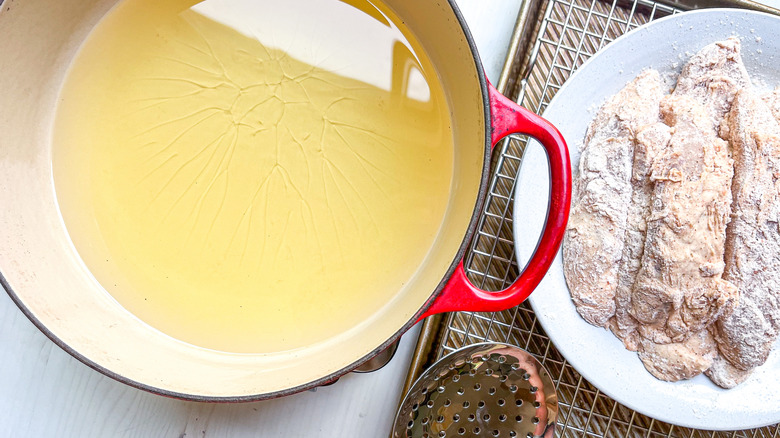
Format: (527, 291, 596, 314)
(0, 0, 493, 402)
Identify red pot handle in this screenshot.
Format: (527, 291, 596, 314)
(418, 83, 571, 321)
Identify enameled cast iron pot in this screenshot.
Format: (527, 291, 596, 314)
(0, 0, 571, 400)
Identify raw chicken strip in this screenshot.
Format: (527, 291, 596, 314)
(609, 122, 671, 351)
(637, 328, 718, 382)
(713, 89, 780, 371)
(563, 70, 664, 327)
(628, 38, 746, 347)
(630, 95, 738, 345)
(664, 37, 753, 386)
(673, 37, 751, 128)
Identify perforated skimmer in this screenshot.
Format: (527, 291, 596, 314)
(392, 342, 558, 438)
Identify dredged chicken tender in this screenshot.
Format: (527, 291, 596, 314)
(629, 95, 737, 345)
(713, 89, 780, 379)
(673, 37, 751, 127)
(610, 122, 670, 351)
(563, 70, 664, 327)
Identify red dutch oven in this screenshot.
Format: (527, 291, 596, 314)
(0, 0, 570, 400)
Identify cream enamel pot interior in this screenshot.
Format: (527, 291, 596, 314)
(0, 0, 570, 400)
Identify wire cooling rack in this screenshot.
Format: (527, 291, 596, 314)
(404, 0, 780, 436)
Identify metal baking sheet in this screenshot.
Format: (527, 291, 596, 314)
(400, 0, 780, 435)
(519, 8, 780, 430)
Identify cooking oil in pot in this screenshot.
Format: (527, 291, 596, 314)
(52, 0, 453, 353)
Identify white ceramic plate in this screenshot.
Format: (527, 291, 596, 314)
(513, 9, 780, 430)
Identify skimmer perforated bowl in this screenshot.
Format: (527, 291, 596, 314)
(392, 342, 558, 438)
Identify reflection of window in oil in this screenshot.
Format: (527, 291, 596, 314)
(392, 40, 433, 104)
(338, 0, 391, 27)
(53, 0, 453, 353)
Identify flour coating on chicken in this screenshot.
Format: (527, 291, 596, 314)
(629, 95, 737, 345)
(713, 89, 780, 381)
(563, 70, 664, 327)
(563, 37, 780, 388)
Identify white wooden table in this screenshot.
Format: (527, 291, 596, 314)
(0, 1, 522, 436)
